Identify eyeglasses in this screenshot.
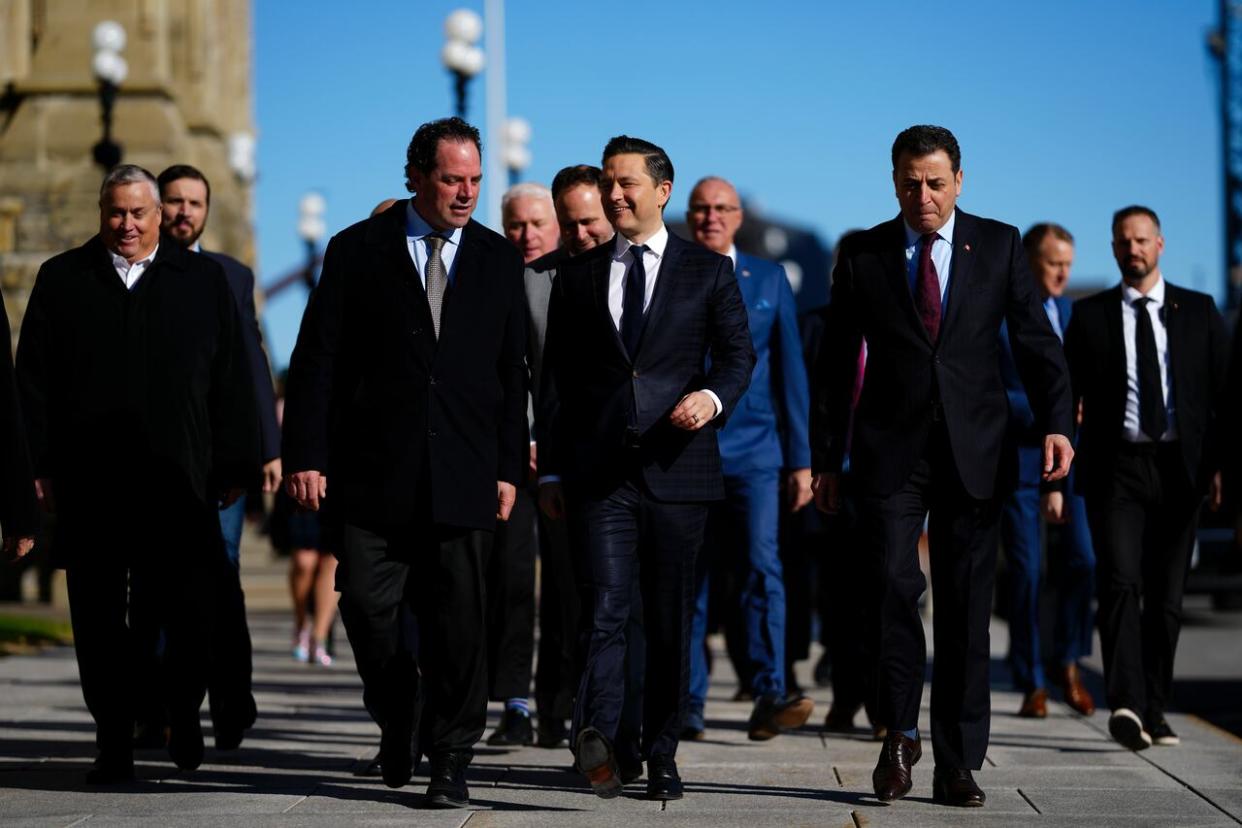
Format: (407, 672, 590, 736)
(688, 203, 740, 216)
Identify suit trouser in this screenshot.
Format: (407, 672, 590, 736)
(208, 496, 256, 731)
(65, 495, 220, 759)
(534, 505, 580, 720)
(485, 485, 536, 701)
(859, 426, 1001, 770)
(336, 521, 491, 756)
(1085, 442, 1201, 722)
(1000, 461, 1095, 692)
(821, 483, 878, 718)
(572, 477, 706, 759)
(690, 468, 786, 710)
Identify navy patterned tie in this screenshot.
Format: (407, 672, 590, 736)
(620, 244, 647, 358)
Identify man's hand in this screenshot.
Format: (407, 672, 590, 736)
(539, 481, 566, 521)
(262, 458, 283, 494)
(670, 391, 716, 432)
(34, 478, 55, 514)
(812, 472, 841, 514)
(1042, 434, 1074, 482)
(786, 468, 813, 513)
(219, 488, 245, 509)
(1041, 491, 1067, 525)
(287, 470, 327, 511)
(497, 481, 517, 521)
(529, 441, 538, 476)
(3, 536, 35, 561)
(1210, 471, 1223, 513)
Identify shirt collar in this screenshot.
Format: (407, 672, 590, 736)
(903, 210, 957, 248)
(726, 243, 738, 271)
(109, 243, 159, 273)
(406, 200, 463, 247)
(1122, 275, 1165, 307)
(614, 223, 669, 261)
(190, 241, 202, 253)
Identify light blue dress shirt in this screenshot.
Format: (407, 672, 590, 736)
(405, 201, 463, 287)
(903, 209, 956, 308)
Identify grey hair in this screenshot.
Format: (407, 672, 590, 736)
(99, 164, 160, 205)
(501, 182, 553, 217)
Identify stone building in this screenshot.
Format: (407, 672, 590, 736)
(0, 0, 256, 343)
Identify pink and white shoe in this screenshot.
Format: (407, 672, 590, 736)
(292, 628, 310, 663)
(313, 643, 333, 667)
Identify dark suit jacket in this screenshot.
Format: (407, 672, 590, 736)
(1, 293, 37, 538)
(1063, 283, 1228, 499)
(811, 211, 1072, 501)
(524, 246, 569, 437)
(1000, 295, 1073, 488)
(204, 250, 281, 463)
(16, 235, 259, 562)
(539, 230, 755, 502)
(282, 200, 529, 532)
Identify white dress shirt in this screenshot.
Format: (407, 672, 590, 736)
(406, 201, 463, 287)
(1121, 276, 1177, 442)
(110, 244, 159, 291)
(903, 210, 955, 305)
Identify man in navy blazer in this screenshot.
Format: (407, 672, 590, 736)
(998, 223, 1096, 721)
(682, 176, 815, 742)
(538, 136, 754, 801)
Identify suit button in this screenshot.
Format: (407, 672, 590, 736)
(428, 429, 437, 438)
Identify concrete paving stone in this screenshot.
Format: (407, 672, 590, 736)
(464, 810, 859, 828)
(1198, 788, 1242, 819)
(0, 819, 95, 828)
(60, 817, 468, 828)
(1022, 786, 1231, 819)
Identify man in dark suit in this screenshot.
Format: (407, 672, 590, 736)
(1063, 206, 1227, 752)
(682, 175, 815, 742)
(1, 292, 37, 563)
(153, 163, 282, 750)
(538, 136, 755, 801)
(811, 125, 1073, 807)
(998, 223, 1096, 721)
(282, 117, 528, 809)
(17, 164, 259, 784)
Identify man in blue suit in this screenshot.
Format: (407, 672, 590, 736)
(999, 222, 1096, 719)
(683, 177, 815, 741)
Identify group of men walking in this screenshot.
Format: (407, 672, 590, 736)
(0, 118, 1231, 812)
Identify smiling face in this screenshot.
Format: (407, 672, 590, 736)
(600, 152, 671, 241)
(101, 181, 162, 262)
(503, 195, 560, 263)
(555, 183, 613, 255)
(893, 149, 962, 235)
(160, 176, 209, 247)
(410, 139, 482, 231)
(687, 178, 743, 255)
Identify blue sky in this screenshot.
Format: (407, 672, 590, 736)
(253, 0, 1222, 367)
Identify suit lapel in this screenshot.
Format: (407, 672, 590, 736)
(938, 210, 976, 344)
(638, 232, 684, 360)
(366, 200, 435, 363)
(879, 217, 929, 346)
(590, 243, 630, 364)
(1103, 285, 1127, 424)
(1163, 284, 1186, 421)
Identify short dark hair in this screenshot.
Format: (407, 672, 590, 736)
(601, 135, 674, 188)
(157, 164, 211, 204)
(1111, 205, 1161, 235)
(1023, 222, 1074, 258)
(551, 164, 601, 202)
(891, 125, 961, 173)
(404, 117, 482, 193)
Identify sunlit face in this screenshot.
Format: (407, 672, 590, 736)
(411, 139, 482, 231)
(503, 195, 560, 263)
(161, 177, 209, 247)
(1112, 214, 1164, 283)
(101, 181, 162, 262)
(600, 152, 671, 240)
(1031, 235, 1074, 298)
(687, 178, 743, 255)
(555, 183, 613, 255)
(893, 150, 962, 235)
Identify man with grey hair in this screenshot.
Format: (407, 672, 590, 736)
(502, 182, 560, 264)
(16, 164, 259, 785)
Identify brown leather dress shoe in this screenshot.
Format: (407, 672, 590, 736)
(932, 767, 986, 807)
(1018, 688, 1048, 718)
(872, 731, 921, 803)
(1059, 663, 1096, 716)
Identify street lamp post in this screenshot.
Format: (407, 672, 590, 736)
(90, 21, 128, 172)
(441, 9, 485, 119)
(503, 116, 531, 186)
(297, 192, 327, 291)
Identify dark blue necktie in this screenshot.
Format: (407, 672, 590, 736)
(620, 244, 647, 358)
(1134, 297, 1167, 440)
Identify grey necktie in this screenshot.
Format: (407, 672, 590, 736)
(424, 234, 447, 339)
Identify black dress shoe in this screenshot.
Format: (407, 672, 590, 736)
(167, 711, 204, 771)
(487, 707, 534, 746)
(85, 752, 135, 785)
(619, 758, 644, 785)
(535, 716, 568, 748)
(380, 709, 417, 788)
(425, 750, 471, 809)
(575, 726, 622, 798)
(355, 748, 383, 777)
(872, 731, 921, 802)
(932, 767, 986, 807)
(646, 755, 683, 801)
(748, 693, 815, 741)
(1148, 716, 1180, 746)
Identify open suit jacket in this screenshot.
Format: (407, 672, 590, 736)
(1, 292, 37, 539)
(282, 200, 529, 532)
(811, 210, 1072, 500)
(717, 253, 811, 475)
(1063, 282, 1228, 499)
(539, 230, 755, 501)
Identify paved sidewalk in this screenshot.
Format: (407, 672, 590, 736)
(1, 606, 1240, 827)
